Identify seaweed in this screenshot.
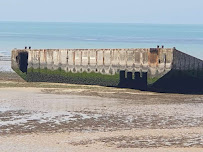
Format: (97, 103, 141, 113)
(26, 68, 120, 87)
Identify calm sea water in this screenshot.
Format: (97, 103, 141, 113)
(0, 21, 203, 59)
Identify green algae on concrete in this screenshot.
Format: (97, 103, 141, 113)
(147, 77, 161, 85)
(14, 66, 167, 87)
(26, 68, 120, 87)
(13, 68, 27, 81)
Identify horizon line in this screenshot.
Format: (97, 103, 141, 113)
(0, 20, 203, 25)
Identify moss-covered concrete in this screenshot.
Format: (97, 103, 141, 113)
(14, 66, 168, 87)
(13, 65, 203, 94)
(147, 77, 161, 85)
(25, 68, 120, 87)
(13, 68, 27, 80)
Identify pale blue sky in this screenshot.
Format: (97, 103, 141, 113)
(0, 0, 202, 24)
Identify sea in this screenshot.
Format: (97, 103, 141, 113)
(0, 21, 203, 61)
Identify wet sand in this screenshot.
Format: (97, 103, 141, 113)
(0, 60, 13, 72)
(0, 73, 203, 151)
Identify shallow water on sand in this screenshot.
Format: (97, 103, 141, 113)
(0, 61, 13, 72)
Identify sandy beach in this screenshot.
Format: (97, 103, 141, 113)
(0, 65, 202, 151)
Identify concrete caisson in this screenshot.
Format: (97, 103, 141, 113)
(11, 47, 203, 93)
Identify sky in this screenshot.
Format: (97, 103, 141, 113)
(0, 0, 203, 24)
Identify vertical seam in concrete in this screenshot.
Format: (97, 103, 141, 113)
(80, 50, 82, 66)
(66, 50, 69, 65)
(125, 49, 127, 70)
(96, 49, 98, 67)
(103, 50, 104, 66)
(88, 49, 90, 66)
(73, 50, 75, 66)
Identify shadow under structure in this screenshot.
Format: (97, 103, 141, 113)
(11, 47, 203, 94)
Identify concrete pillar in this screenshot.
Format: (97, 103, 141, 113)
(127, 72, 132, 80)
(134, 72, 141, 80)
(119, 70, 126, 87)
(134, 72, 141, 89)
(127, 72, 133, 88)
(141, 72, 147, 91)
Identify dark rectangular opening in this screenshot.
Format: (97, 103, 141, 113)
(19, 52, 28, 73)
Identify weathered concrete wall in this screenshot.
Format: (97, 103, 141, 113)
(11, 47, 203, 93)
(173, 49, 203, 72)
(12, 48, 173, 77)
(150, 49, 203, 93)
